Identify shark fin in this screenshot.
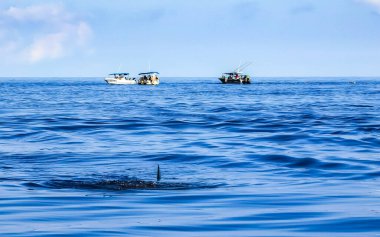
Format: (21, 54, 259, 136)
(156, 165, 161, 182)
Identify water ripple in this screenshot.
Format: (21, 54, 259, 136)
(0, 78, 379, 236)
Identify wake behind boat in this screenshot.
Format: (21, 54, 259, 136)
(105, 73, 137, 85)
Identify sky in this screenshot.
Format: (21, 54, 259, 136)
(0, 0, 380, 77)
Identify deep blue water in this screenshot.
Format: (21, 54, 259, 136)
(0, 77, 379, 236)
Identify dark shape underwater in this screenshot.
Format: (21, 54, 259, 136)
(27, 165, 219, 191)
(44, 179, 196, 191)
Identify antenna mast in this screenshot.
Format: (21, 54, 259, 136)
(234, 62, 252, 73)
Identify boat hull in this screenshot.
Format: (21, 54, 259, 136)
(105, 78, 137, 85)
(219, 78, 251, 84)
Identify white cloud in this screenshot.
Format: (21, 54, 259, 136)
(4, 4, 71, 22)
(76, 21, 92, 45)
(361, 0, 380, 13)
(26, 21, 92, 62)
(0, 4, 92, 63)
(28, 32, 66, 62)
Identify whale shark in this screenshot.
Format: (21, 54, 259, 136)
(23, 165, 219, 191)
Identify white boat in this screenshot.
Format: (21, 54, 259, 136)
(138, 72, 160, 85)
(105, 73, 137, 85)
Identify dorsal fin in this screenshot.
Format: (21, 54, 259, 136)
(156, 165, 161, 182)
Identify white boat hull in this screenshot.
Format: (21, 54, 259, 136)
(105, 78, 137, 85)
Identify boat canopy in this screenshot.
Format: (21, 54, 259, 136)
(138, 72, 159, 75)
(223, 72, 242, 75)
(109, 73, 129, 75)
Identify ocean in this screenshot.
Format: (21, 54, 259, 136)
(0, 77, 379, 236)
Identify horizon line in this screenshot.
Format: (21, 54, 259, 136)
(1, 76, 380, 78)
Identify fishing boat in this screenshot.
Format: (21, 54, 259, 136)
(219, 72, 251, 84)
(219, 62, 252, 84)
(138, 72, 160, 85)
(104, 73, 137, 85)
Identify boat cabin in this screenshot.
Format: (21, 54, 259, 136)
(220, 72, 250, 84)
(138, 72, 160, 85)
(104, 72, 137, 85)
(108, 73, 130, 80)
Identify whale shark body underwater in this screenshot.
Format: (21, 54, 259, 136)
(45, 165, 187, 191)
(45, 179, 192, 191)
(24, 165, 219, 191)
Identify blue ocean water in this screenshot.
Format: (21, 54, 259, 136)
(0, 77, 379, 236)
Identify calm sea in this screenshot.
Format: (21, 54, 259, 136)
(0, 77, 379, 236)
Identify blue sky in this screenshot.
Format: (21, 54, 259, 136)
(0, 0, 380, 77)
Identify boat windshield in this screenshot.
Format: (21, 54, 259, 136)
(222, 73, 240, 77)
(109, 73, 129, 76)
